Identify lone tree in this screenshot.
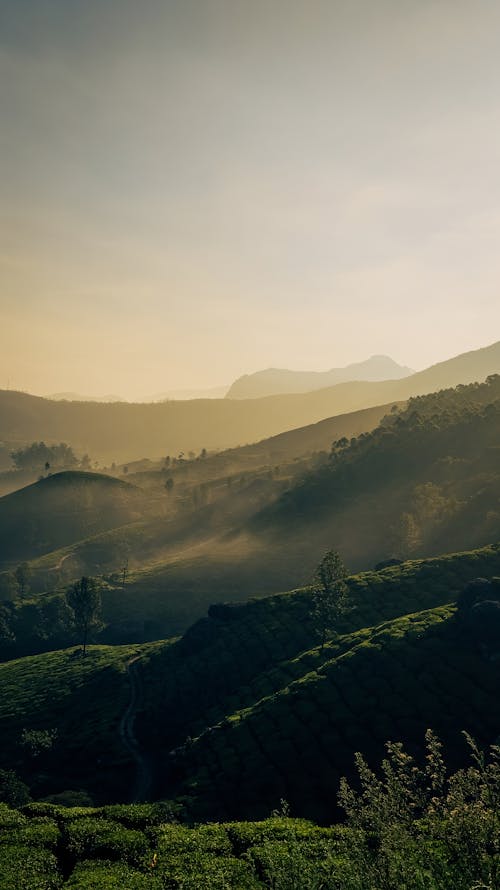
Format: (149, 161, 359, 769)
(311, 550, 350, 650)
(15, 562, 31, 597)
(65, 576, 102, 656)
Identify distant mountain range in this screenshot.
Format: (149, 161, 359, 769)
(0, 340, 498, 462)
(225, 354, 414, 399)
(49, 392, 126, 403)
(153, 385, 229, 401)
(49, 387, 229, 402)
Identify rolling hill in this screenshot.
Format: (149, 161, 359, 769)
(0, 472, 149, 567)
(3, 375, 500, 662)
(0, 340, 499, 462)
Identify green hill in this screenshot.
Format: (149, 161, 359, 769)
(0, 642, 162, 804)
(135, 544, 500, 822)
(0, 472, 149, 567)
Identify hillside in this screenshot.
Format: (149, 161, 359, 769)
(2, 544, 500, 823)
(226, 355, 413, 399)
(1, 340, 499, 462)
(136, 545, 500, 821)
(0, 472, 149, 567)
(253, 373, 500, 569)
(0, 643, 161, 803)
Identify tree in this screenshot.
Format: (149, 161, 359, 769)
(15, 562, 31, 597)
(65, 576, 102, 656)
(10, 441, 78, 471)
(311, 550, 349, 650)
(121, 557, 129, 592)
(165, 477, 174, 495)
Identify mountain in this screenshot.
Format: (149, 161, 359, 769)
(0, 340, 498, 462)
(225, 355, 414, 399)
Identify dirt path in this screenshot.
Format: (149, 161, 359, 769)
(119, 656, 152, 803)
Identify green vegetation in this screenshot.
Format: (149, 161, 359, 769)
(124, 545, 500, 823)
(0, 733, 498, 888)
(0, 644, 161, 803)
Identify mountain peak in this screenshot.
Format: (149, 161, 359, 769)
(226, 355, 414, 399)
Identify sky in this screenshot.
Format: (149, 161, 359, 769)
(1, 0, 500, 400)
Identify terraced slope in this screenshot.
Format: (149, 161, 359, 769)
(137, 544, 500, 820)
(173, 604, 500, 822)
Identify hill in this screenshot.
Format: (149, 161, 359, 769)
(1, 340, 499, 462)
(0, 472, 149, 567)
(2, 544, 500, 821)
(134, 545, 500, 822)
(253, 373, 500, 569)
(226, 355, 413, 399)
(0, 643, 161, 803)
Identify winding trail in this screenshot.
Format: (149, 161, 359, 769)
(119, 656, 152, 803)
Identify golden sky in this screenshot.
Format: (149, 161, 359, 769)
(1, 0, 500, 399)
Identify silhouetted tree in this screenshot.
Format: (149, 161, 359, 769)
(121, 557, 129, 592)
(65, 576, 102, 656)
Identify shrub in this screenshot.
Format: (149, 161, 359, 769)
(65, 859, 162, 889)
(0, 844, 61, 889)
(64, 818, 150, 868)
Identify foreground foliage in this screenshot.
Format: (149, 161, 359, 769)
(0, 734, 498, 888)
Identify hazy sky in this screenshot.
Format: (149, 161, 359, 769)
(1, 0, 500, 399)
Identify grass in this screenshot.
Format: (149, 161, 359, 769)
(0, 642, 166, 803)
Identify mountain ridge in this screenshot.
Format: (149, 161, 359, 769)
(225, 354, 414, 399)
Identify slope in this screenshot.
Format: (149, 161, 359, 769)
(136, 544, 500, 820)
(253, 373, 500, 569)
(0, 642, 164, 803)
